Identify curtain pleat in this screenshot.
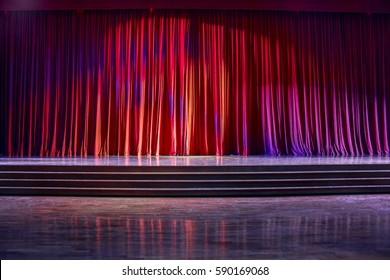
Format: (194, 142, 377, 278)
(1, 10, 389, 156)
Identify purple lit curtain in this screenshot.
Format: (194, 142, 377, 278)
(1, 11, 389, 156)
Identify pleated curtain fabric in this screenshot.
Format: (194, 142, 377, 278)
(1, 10, 389, 156)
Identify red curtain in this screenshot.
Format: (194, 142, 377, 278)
(1, 10, 389, 156)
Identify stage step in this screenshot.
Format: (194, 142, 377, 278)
(1, 185, 390, 196)
(2, 164, 390, 172)
(1, 170, 390, 180)
(1, 164, 390, 196)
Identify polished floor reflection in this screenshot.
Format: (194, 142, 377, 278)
(1, 195, 390, 259)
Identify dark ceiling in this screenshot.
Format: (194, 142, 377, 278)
(0, 0, 389, 13)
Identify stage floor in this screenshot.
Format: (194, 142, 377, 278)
(1, 156, 390, 259)
(0, 194, 389, 259)
(2, 155, 390, 166)
(2, 155, 390, 197)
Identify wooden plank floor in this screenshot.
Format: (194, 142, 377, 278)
(0, 195, 389, 259)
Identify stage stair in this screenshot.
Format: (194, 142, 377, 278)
(1, 164, 390, 196)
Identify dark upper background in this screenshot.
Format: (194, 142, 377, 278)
(0, 0, 389, 13)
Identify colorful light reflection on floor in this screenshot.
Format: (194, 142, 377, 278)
(1, 195, 390, 259)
